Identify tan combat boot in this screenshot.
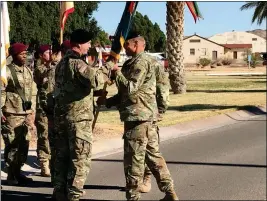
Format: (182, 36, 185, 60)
(40, 160, 51, 177)
(160, 191, 179, 201)
(139, 175, 152, 193)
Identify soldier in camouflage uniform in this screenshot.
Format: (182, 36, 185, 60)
(33, 45, 54, 177)
(1, 43, 34, 185)
(47, 40, 72, 186)
(101, 34, 178, 201)
(139, 55, 170, 193)
(52, 29, 114, 201)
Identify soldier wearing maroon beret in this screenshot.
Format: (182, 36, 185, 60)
(1, 43, 34, 185)
(33, 44, 55, 178)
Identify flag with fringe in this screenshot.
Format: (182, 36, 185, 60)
(186, 2, 203, 23)
(1, 2, 10, 87)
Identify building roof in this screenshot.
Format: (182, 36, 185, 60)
(184, 34, 228, 48)
(222, 44, 252, 49)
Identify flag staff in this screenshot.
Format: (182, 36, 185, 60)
(59, 2, 74, 44)
(60, 2, 63, 44)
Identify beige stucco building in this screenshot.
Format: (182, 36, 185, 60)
(183, 34, 226, 63)
(209, 31, 266, 53)
(183, 31, 266, 64)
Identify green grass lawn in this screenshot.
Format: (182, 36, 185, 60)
(96, 73, 266, 130)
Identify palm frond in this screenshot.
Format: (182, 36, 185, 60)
(240, 1, 267, 25)
(240, 1, 259, 11)
(256, 2, 267, 25)
(252, 2, 264, 23)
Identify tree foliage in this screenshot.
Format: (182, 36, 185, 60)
(7, 2, 110, 50)
(240, 1, 267, 25)
(129, 11, 166, 53)
(92, 30, 111, 46)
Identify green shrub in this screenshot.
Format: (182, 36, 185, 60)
(222, 57, 233, 65)
(199, 58, 211, 67)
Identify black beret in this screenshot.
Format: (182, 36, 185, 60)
(126, 31, 141, 40)
(70, 29, 92, 44)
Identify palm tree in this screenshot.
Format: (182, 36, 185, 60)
(240, 1, 267, 25)
(166, 2, 186, 94)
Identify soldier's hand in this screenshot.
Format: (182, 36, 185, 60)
(96, 96, 106, 106)
(112, 63, 120, 71)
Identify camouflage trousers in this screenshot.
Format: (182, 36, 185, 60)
(1, 113, 31, 171)
(53, 116, 92, 200)
(143, 125, 161, 180)
(47, 114, 55, 185)
(123, 121, 174, 201)
(35, 109, 50, 162)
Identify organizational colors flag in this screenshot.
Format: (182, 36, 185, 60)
(186, 2, 203, 23)
(60, 2, 74, 31)
(1, 2, 10, 87)
(110, 1, 138, 60)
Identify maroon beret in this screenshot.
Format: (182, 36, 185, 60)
(38, 44, 51, 54)
(9, 43, 28, 56)
(60, 40, 71, 51)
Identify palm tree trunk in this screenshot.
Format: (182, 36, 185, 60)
(166, 1, 186, 94)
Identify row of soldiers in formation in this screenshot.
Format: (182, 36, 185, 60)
(1, 28, 179, 201)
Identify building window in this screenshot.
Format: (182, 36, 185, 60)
(252, 38, 257, 41)
(201, 48, 207, 56)
(189, 39, 201, 43)
(233, 51, 237, 59)
(190, 49, 195, 55)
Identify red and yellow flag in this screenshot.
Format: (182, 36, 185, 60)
(1, 2, 10, 87)
(60, 2, 74, 31)
(186, 2, 203, 23)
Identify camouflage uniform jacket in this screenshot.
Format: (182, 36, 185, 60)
(153, 58, 170, 114)
(54, 50, 111, 124)
(112, 51, 157, 122)
(1, 63, 33, 114)
(33, 61, 58, 114)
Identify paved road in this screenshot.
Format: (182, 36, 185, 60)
(1, 115, 266, 200)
